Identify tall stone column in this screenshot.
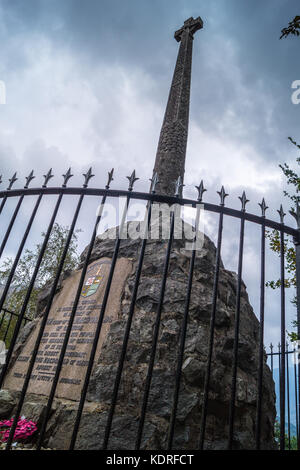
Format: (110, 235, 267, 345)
(152, 17, 203, 196)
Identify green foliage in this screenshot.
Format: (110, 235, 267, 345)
(0, 315, 19, 349)
(280, 16, 300, 39)
(271, 20, 300, 340)
(266, 139, 299, 340)
(274, 420, 298, 450)
(280, 138, 300, 204)
(266, 229, 296, 291)
(0, 223, 81, 345)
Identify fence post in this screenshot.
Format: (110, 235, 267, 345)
(291, 203, 300, 450)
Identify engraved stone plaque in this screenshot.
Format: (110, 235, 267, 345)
(4, 257, 132, 400)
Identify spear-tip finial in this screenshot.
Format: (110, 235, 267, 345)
(239, 191, 249, 211)
(24, 170, 35, 189)
(289, 202, 300, 229)
(259, 198, 268, 217)
(42, 168, 54, 188)
(149, 172, 159, 193)
(195, 180, 206, 202)
(278, 204, 286, 224)
(7, 172, 17, 190)
(126, 170, 139, 191)
(83, 167, 95, 188)
(105, 168, 114, 189)
(62, 168, 73, 187)
(217, 186, 228, 206)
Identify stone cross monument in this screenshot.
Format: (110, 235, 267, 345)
(0, 18, 276, 451)
(153, 17, 203, 195)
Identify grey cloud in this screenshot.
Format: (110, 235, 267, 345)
(0, 0, 299, 348)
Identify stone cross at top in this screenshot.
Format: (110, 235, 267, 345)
(174, 16, 203, 42)
(152, 17, 203, 196)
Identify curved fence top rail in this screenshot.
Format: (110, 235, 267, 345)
(0, 185, 298, 238)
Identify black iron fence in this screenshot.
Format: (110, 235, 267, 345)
(0, 168, 299, 451)
(268, 343, 300, 450)
(0, 308, 31, 346)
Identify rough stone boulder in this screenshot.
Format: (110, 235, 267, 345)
(78, 222, 276, 449)
(0, 221, 276, 449)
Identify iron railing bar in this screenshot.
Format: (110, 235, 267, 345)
(294, 349, 299, 446)
(294, 233, 300, 450)
(198, 210, 224, 449)
(101, 201, 154, 451)
(0, 195, 8, 216)
(279, 230, 286, 451)
(0, 187, 297, 237)
(4, 193, 65, 449)
(278, 343, 281, 451)
(286, 344, 291, 450)
(298, 325, 300, 449)
(167, 203, 201, 450)
(227, 214, 246, 450)
(67, 190, 123, 450)
(0, 311, 6, 332)
(135, 207, 176, 450)
(278, 344, 281, 389)
(267, 350, 296, 357)
(2, 313, 13, 343)
(255, 221, 266, 449)
(270, 344, 273, 375)
(0, 193, 43, 369)
(32, 192, 86, 449)
(0, 195, 24, 258)
(0, 307, 31, 323)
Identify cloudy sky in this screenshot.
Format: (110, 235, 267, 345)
(0, 0, 300, 349)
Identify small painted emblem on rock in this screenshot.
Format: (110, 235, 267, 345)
(81, 265, 104, 297)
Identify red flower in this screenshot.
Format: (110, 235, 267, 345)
(0, 418, 37, 442)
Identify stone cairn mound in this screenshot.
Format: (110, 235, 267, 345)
(0, 221, 276, 449)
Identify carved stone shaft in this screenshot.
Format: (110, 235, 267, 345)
(153, 17, 203, 196)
